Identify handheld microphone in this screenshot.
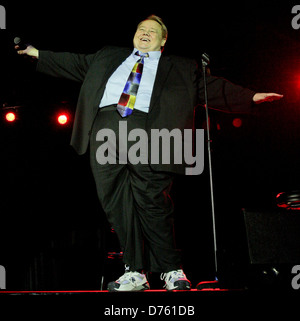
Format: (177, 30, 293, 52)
(14, 37, 30, 50)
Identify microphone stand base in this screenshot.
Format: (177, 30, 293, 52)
(196, 279, 222, 291)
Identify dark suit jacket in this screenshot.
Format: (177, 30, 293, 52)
(37, 46, 255, 174)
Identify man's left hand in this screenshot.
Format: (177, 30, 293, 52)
(253, 93, 283, 104)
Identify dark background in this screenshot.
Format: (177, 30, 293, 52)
(0, 1, 299, 290)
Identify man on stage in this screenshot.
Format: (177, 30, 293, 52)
(16, 15, 283, 291)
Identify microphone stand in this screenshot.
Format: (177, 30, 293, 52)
(196, 53, 219, 290)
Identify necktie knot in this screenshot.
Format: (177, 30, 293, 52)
(136, 52, 149, 58)
(136, 52, 149, 63)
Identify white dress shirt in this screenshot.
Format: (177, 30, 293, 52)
(99, 48, 161, 113)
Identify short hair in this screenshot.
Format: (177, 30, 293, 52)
(138, 15, 168, 40)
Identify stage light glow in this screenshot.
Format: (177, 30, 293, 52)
(232, 118, 242, 128)
(57, 114, 68, 125)
(5, 112, 16, 122)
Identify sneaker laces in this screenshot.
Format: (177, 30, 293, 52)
(117, 271, 145, 285)
(117, 271, 135, 282)
(160, 269, 186, 282)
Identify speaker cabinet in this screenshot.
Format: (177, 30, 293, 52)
(242, 209, 300, 264)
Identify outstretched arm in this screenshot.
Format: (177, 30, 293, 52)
(198, 72, 283, 113)
(15, 44, 95, 82)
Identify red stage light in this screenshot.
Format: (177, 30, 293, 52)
(232, 118, 242, 128)
(57, 114, 68, 125)
(5, 112, 16, 122)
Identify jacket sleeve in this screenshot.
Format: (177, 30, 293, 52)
(36, 50, 97, 83)
(194, 62, 256, 113)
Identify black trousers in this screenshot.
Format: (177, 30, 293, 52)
(89, 106, 182, 273)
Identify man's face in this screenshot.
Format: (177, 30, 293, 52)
(133, 19, 167, 53)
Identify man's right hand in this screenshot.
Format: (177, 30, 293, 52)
(15, 45, 39, 59)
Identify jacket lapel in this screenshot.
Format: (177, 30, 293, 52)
(149, 56, 173, 113)
(104, 49, 131, 83)
(95, 48, 131, 110)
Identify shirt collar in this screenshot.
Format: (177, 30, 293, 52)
(132, 48, 161, 60)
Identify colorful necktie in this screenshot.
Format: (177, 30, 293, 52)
(116, 52, 149, 117)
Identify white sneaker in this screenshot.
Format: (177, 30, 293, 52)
(107, 270, 150, 292)
(161, 269, 191, 290)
